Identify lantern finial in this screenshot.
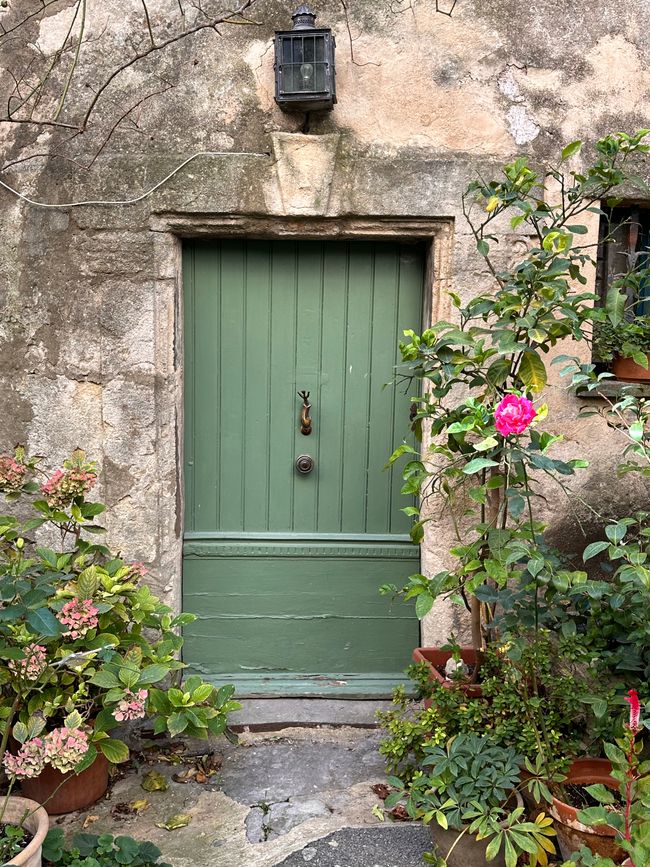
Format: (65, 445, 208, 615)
(291, 4, 317, 30)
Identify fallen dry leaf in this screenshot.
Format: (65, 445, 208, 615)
(129, 799, 150, 813)
(389, 805, 411, 822)
(172, 767, 196, 784)
(82, 815, 98, 829)
(156, 813, 192, 831)
(371, 783, 390, 800)
(141, 770, 169, 792)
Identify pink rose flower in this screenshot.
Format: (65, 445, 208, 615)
(494, 394, 537, 436)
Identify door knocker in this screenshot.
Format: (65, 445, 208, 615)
(298, 390, 312, 435)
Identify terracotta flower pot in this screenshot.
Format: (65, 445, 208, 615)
(412, 647, 483, 705)
(428, 791, 524, 867)
(0, 796, 49, 867)
(550, 758, 626, 863)
(612, 353, 650, 383)
(19, 753, 109, 815)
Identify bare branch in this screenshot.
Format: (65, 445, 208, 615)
(339, 0, 380, 67)
(140, 0, 156, 48)
(435, 0, 458, 15)
(0, 0, 67, 40)
(86, 81, 173, 168)
(53, 0, 86, 120)
(78, 0, 259, 130)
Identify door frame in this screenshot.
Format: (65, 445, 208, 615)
(149, 214, 455, 629)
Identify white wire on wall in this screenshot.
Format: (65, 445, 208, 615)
(0, 150, 271, 209)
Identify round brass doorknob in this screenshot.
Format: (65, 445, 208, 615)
(295, 454, 314, 474)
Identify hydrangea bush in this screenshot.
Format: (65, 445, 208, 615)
(0, 448, 240, 787)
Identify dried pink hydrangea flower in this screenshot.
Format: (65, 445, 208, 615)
(8, 644, 48, 681)
(57, 598, 99, 639)
(3, 726, 90, 779)
(113, 689, 148, 722)
(0, 455, 27, 493)
(41, 465, 97, 509)
(128, 562, 148, 580)
(44, 726, 89, 774)
(3, 738, 47, 780)
(494, 394, 537, 436)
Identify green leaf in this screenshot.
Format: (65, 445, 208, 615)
(518, 350, 547, 392)
(630, 421, 644, 442)
(90, 670, 121, 689)
(486, 358, 511, 387)
(190, 683, 214, 704)
(137, 664, 169, 686)
(415, 593, 434, 619)
(474, 436, 499, 452)
(26, 608, 62, 638)
(118, 667, 140, 688)
(584, 784, 616, 805)
(114, 836, 140, 865)
(12, 722, 29, 744)
(561, 140, 582, 160)
(99, 738, 130, 764)
(605, 285, 626, 326)
(77, 566, 100, 599)
(167, 712, 189, 737)
(463, 458, 499, 475)
(477, 239, 489, 257)
(583, 540, 609, 561)
(74, 743, 98, 775)
(485, 832, 502, 862)
(36, 547, 58, 569)
(605, 522, 627, 544)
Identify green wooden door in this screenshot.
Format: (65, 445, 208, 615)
(182, 239, 423, 696)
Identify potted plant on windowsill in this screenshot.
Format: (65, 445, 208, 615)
(593, 270, 650, 383)
(0, 448, 240, 815)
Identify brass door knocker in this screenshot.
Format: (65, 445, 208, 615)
(298, 390, 312, 435)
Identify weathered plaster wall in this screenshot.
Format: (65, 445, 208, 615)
(1, 0, 649, 641)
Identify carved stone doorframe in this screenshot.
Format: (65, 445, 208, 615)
(148, 214, 455, 614)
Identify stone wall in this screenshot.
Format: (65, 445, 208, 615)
(1, 0, 649, 640)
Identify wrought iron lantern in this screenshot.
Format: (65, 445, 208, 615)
(274, 5, 336, 112)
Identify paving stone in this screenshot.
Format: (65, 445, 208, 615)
(271, 826, 432, 866)
(245, 805, 268, 842)
(216, 730, 385, 804)
(266, 798, 332, 838)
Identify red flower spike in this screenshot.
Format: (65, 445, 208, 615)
(624, 688, 641, 733)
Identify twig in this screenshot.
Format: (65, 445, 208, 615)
(53, 0, 87, 120)
(435, 0, 458, 16)
(141, 0, 156, 48)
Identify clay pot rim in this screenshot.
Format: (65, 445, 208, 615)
(0, 795, 49, 866)
(413, 646, 483, 698)
(550, 758, 620, 839)
(612, 353, 650, 383)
